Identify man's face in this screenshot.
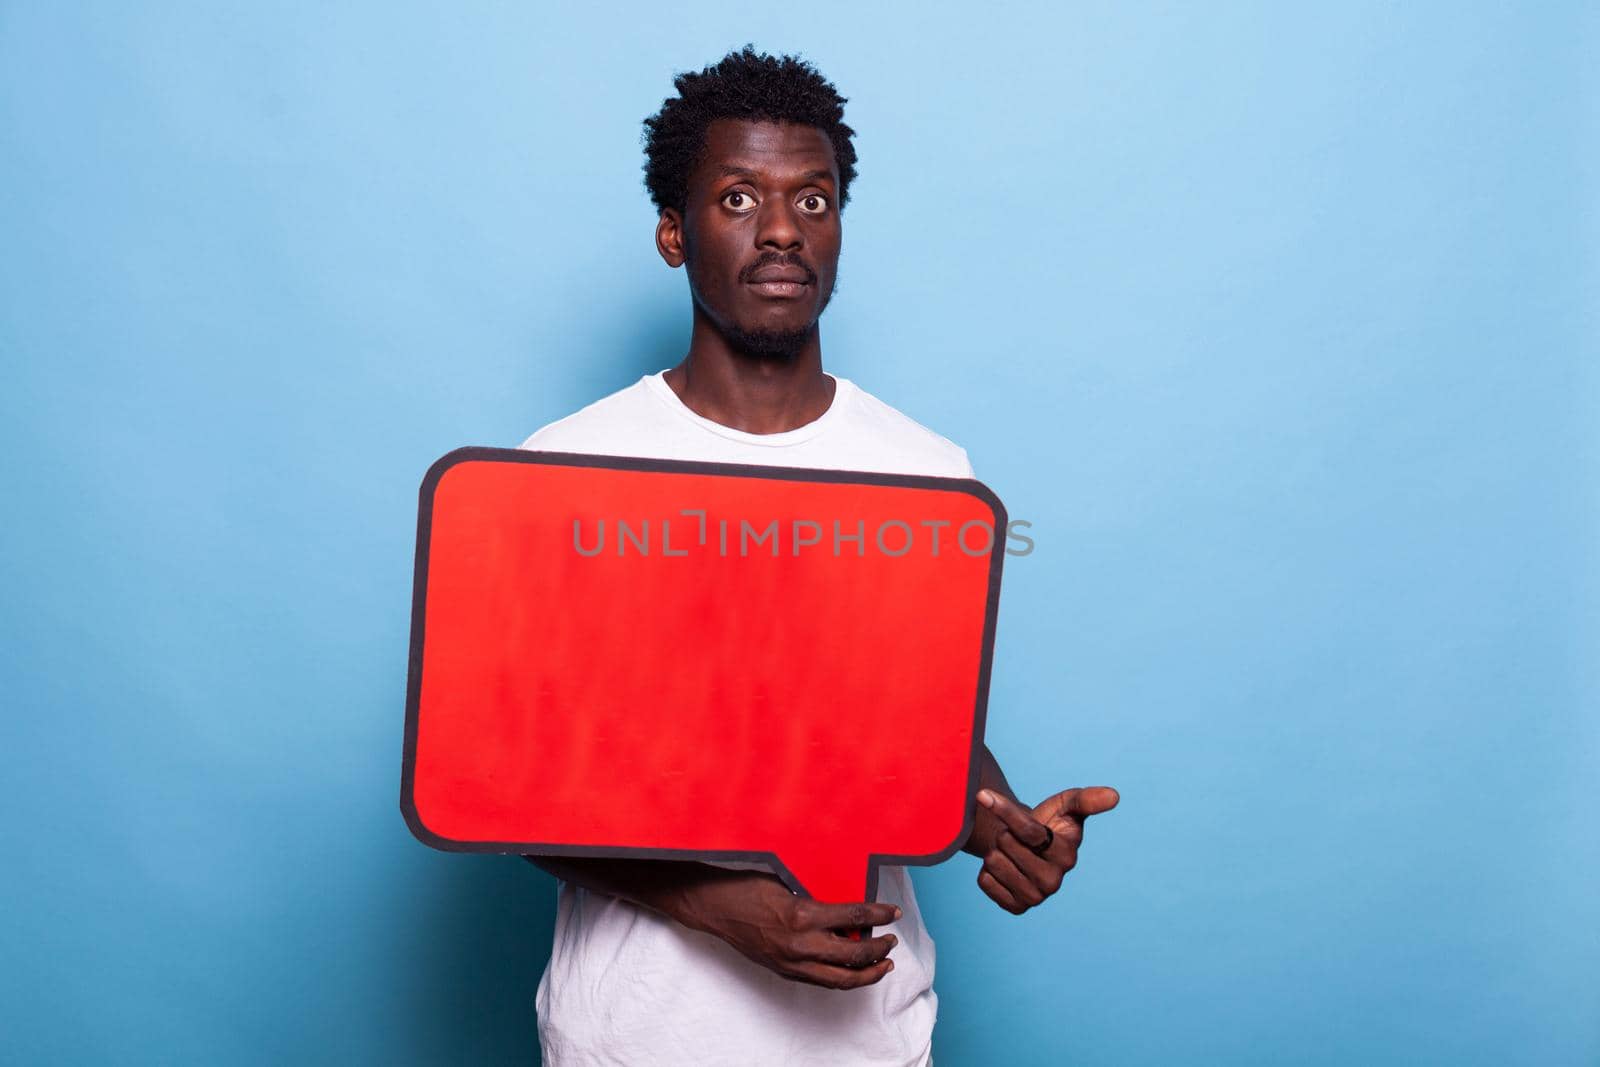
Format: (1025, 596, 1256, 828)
(658, 118, 842, 358)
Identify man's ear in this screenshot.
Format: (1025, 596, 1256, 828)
(655, 209, 686, 268)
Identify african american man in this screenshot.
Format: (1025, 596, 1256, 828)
(518, 46, 1120, 1067)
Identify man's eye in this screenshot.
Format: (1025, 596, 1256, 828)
(799, 194, 829, 214)
(723, 191, 756, 211)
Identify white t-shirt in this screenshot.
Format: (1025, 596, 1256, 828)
(519, 368, 975, 1067)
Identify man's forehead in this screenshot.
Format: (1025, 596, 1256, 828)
(695, 118, 838, 182)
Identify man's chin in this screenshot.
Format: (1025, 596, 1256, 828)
(724, 321, 816, 362)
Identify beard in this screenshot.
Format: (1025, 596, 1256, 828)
(721, 320, 816, 362)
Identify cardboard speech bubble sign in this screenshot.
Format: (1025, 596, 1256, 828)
(401, 448, 1006, 904)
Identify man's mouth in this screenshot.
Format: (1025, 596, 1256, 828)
(744, 265, 814, 300)
(746, 279, 811, 299)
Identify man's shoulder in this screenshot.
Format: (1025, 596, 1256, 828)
(518, 375, 654, 452)
(843, 378, 975, 478)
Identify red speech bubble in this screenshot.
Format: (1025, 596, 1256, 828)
(401, 448, 1006, 905)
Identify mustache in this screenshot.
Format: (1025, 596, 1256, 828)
(741, 253, 816, 284)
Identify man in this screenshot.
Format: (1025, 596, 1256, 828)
(519, 46, 1119, 1066)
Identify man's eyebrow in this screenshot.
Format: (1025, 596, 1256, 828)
(714, 165, 836, 185)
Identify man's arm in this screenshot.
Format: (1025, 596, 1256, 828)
(521, 854, 903, 990)
(962, 743, 1121, 914)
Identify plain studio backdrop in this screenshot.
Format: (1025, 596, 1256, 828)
(1, 3, 1595, 1064)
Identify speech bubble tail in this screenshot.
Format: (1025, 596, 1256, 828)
(780, 850, 873, 906)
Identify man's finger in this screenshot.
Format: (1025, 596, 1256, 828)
(977, 869, 1026, 915)
(977, 789, 1051, 850)
(997, 828, 1070, 888)
(801, 931, 898, 968)
(796, 900, 903, 933)
(982, 848, 1044, 908)
(1055, 786, 1121, 820)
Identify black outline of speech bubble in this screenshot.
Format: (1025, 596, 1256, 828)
(400, 447, 1007, 904)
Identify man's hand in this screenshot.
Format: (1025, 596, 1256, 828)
(526, 855, 901, 991)
(973, 786, 1120, 915)
(678, 870, 903, 990)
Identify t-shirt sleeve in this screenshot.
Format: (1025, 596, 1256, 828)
(518, 425, 556, 450)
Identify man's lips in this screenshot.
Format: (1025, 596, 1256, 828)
(745, 265, 813, 299)
(746, 279, 811, 298)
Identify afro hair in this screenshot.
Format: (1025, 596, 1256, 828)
(641, 45, 858, 216)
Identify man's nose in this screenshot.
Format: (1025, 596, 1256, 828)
(755, 198, 803, 251)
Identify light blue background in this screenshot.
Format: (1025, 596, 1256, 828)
(2, 3, 1595, 1064)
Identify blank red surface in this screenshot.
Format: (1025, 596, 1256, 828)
(407, 454, 1002, 903)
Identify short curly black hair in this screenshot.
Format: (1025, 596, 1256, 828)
(641, 45, 858, 216)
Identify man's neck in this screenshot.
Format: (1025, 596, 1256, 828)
(662, 319, 835, 435)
